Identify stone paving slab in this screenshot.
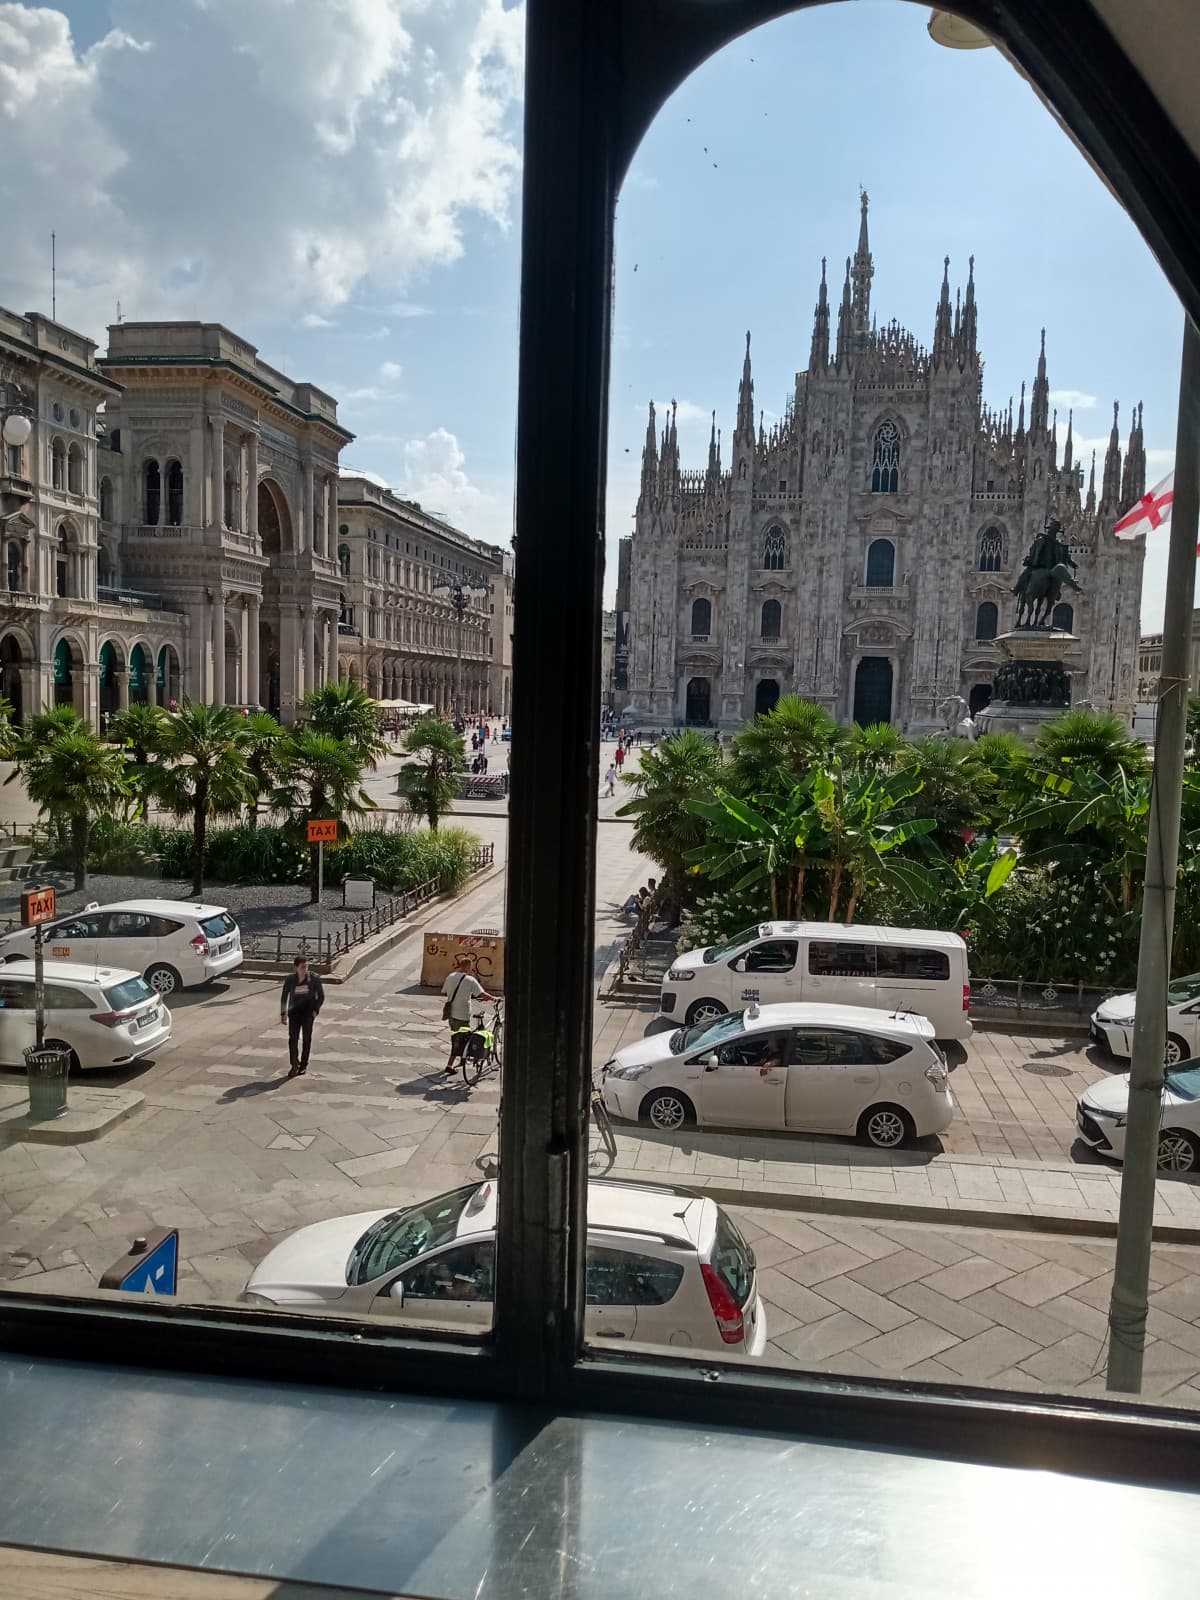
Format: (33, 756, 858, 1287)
(0, 1084, 144, 1145)
(733, 1204, 1200, 1406)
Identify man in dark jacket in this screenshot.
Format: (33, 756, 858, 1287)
(280, 955, 325, 1078)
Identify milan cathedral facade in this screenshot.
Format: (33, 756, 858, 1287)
(625, 195, 1146, 732)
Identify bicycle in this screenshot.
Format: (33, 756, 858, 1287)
(459, 1000, 504, 1087)
(590, 1072, 618, 1162)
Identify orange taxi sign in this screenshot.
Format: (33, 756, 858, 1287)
(306, 818, 338, 844)
(20, 886, 56, 927)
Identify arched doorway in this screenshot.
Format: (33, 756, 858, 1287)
(0, 634, 23, 725)
(224, 620, 240, 708)
(685, 676, 711, 725)
(259, 619, 281, 717)
(969, 683, 993, 716)
(98, 640, 122, 725)
(129, 643, 151, 705)
(157, 644, 181, 708)
(853, 657, 893, 727)
(53, 638, 78, 711)
(258, 481, 293, 555)
(754, 679, 780, 716)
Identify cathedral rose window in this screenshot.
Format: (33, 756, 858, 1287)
(870, 420, 901, 493)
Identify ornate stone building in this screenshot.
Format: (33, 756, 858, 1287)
(626, 197, 1147, 731)
(336, 474, 501, 714)
(487, 550, 514, 721)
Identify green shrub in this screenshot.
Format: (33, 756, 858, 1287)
(202, 825, 306, 886)
(325, 827, 479, 895)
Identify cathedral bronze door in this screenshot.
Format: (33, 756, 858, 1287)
(685, 676, 711, 724)
(853, 657, 893, 727)
(755, 679, 780, 716)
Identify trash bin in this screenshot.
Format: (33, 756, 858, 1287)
(23, 1044, 70, 1121)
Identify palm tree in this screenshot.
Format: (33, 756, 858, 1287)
(894, 736, 990, 855)
(149, 702, 254, 896)
(726, 695, 843, 795)
(302, 680, 389, 767)
(107, 702, 168, 819)
(807, 761, 939, 922)
(848, 721, 907, 776)
(684, 785, 821, 920)
(241, 711, 284, 829)
(21, 729, 129, 890)
(398, 715, 466, 832)
(273, 729, 376, 900)
(1031, 708, 1146, 778)
(616, 730, 724, 922)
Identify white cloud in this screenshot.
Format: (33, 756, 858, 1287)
(0, 0, 525, 338)
(1049, 389, 1098, 411)
(379, 360, 404, 382)
(398, 427, 509, 543)
(301, 312, 336, 329)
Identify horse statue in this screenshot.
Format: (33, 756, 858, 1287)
(1012, 517, 1082, 629)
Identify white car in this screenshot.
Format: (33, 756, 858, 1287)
(1076, 1062, 1200, 1172)
(243, 1178, 767, 1358)
(0, 898, 243, 996)
(0, 962, 171, 1072)
(602, 1002, 953, 1148)
(1091, 974, 1200, 1065)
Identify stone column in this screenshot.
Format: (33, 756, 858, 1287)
(303, 459, 315, 554)
(209, 416, 225, 530)
(116, 668, 130, 712)
(309, 609, 322, 691)
(239, 598, 251, 704)
(324, 611, 335, 686)
(280, 604, 301, 723)
(247, 596, 260, 709)
(211, 591, 226, 705)
(325, 475, 335, 559)
(247, 433, 259, 539)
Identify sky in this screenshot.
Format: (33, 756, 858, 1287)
(0, 0, 1183, 628)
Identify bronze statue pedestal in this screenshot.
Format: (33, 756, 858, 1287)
(975, 628, 1078, 740)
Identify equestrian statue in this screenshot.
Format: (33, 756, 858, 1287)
(1012, 517, 1081, 629)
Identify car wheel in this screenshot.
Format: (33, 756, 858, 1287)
(1156, 1129, 1200, 1173)
(144, 963, 181, 997)
(641, 1087, 695, 1132)
(684, 998, 726, 1027)
(858, 1104, 915, 1150)
(43, 1038, 81, 1075)
(1165, 1033, 1191, 1066)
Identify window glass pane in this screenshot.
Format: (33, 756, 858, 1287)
(45, 984, 94, 1011)
(350, 1188, 480, 1287)
(875, 946, 950, 980)
(808, 942, 876, 977)
(102, 978, 155, 1010)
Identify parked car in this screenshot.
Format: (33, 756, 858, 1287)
(243, 1178, 767, 1357)
(0, 899, 243, 996)
(658, 921, 972, 1041)
(0, 962, 171, 1072)
(1076, 1062, 1200, 1172)
(1090, 974, 1200, 1065)
(603, 1001, 953, 1148)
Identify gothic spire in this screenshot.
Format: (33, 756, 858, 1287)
(809, 256, 830, 371)
(850, 190, 873, 349)
(736, 331, 755, 441)
(707, 409, 720, 485)
(1101, 400, 1122, 508)
(1030, 327, 1050, 436)
(1120, 399, 1146, 510)
(1016, 380, 1026, 442)
(1063, 408, 1074, 473)
(1086, 449, 1097, 518)
(834, 256, 852, 370)
(960, 254, 978, 366)
(639, 400, 658, 504)
(932, 255, 953, 369)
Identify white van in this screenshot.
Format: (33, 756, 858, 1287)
(659, 921, 972, 1041)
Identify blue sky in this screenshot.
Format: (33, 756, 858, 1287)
(11, 1, 1182, 626)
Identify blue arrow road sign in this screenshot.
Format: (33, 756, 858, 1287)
(99, 1229, 179, 1296)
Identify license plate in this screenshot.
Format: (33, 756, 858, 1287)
(135, 1009, 157, 1031)
(213, 938, 231, 955)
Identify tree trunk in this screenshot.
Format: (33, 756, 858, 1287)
(71, 811, 88, 892)
(827, 860, 843, 921)
(191, 777, 208, 898)
(844, 885, 859, 925)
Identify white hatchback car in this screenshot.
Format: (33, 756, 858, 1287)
(0, 899, 243, 996)
(1090, 973, 1200, 1065)
(243, 1178, 768, 1358)
(602, 1002, 953, 1149)
(0, 962, 171, 1072)
(1077, 1062, 1200, 1173)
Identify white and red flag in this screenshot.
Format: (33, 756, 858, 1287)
(1113, 470, 1174, 540)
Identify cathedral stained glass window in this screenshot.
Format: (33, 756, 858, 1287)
(762, 526, 786, 570)
(690, 597, 711, 636)
(865, 537, 895, 588)
(870, 421, 900, 493)
(979, 527, 1004, 571)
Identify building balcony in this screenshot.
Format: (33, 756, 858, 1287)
(338, 622, 360, 637)
(0, 473, 34, 505)
(0, 587, 41, 613)
(98, 583, 175, 612)
(850, 581, 910, 606)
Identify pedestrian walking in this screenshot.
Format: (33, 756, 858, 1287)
(604, 762, 617, 797)
(441, 964, 500, 1074)
(614, 744, 625, 771)
(280, 955, 325, 1078)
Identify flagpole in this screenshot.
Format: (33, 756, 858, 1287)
(1106, 313, 1200, 1393)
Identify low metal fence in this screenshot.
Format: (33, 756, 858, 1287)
(970, 977, 1114, 1024)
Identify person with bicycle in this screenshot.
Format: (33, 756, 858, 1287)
(441, 963, 500, 1075)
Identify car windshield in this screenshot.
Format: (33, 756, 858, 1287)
(1167, 1064, 1200, 1101)
(346, 1184, 479, 1285)
(672, 1009, 747, 1055)
(703, 926, 766, 964)
(103, 977, 154, 1010)
(1168, 973, 1200, 1005)
(201, 912, 236, 937)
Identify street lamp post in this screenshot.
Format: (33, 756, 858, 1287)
(435, 573, 488, 727)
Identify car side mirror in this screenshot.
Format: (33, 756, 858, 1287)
(729, 956, 745, 973)
(704, 1052, 719, 1071)
(388, 1278, 405, 1306)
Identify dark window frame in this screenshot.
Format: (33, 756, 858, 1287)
(4, 0, 1200, 1487)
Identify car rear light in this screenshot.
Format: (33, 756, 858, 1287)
(700, 1263, 745, 1345)
(963, 983, 970, 1013)
(925, 1061, 948, 1087)
(90, 1008, 141, 1028)
(191, 934, 210, 955)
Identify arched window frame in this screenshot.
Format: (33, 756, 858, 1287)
(690, 596, 712, 637)
(165, 460, 184, 527)
(865, 537, 895, 588)
(760, 598, 781, 639)
(978, 526, 1005, 572)
(99, 475, 114, 522)
(338, 544, 352, 578)
(224, 468, 239, 531)
(1052, 602, 1075, 632)
(870, 420, 901, 494)
(762, 525, 786, 571)
(143, 459, 161, 526)
(50, 437, 66, 492)
(66, 442, 84, 496)
(975, 601, 999, 641)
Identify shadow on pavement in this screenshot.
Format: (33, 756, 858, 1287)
(217, 1076, 293, 1101)
(606, 1117, 945, 1169)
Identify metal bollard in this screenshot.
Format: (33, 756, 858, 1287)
(23, 1044, 71, 1121)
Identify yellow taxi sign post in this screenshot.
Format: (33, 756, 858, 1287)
(306, 820, 338, 959)
(20, 887, 58, 1048)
